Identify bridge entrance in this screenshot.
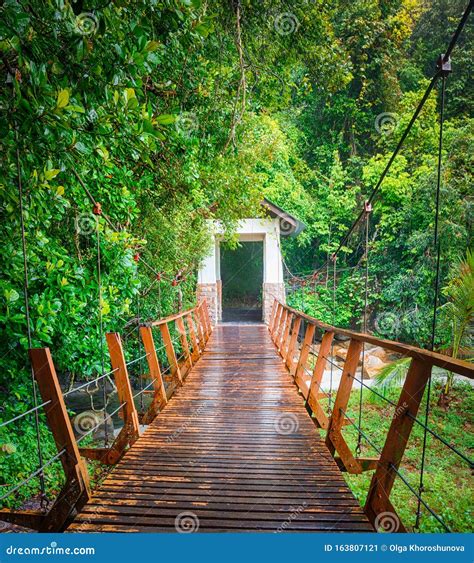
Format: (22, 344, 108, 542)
(221, 241, 263, 322)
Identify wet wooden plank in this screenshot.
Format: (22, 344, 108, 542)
(69, 324, 373, 533)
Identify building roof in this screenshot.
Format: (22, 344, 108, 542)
(262, 198, 306, 237)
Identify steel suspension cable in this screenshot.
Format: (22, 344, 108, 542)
(356, 203, 372, 454)
(94, 209, 109, 447)
(310, 1, 472, 282)
(15, 137, 47, 508)
(415, 70, 448, 530)
(328, 257, 337, 412)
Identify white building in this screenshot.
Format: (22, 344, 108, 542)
(197, 199, 305, 324)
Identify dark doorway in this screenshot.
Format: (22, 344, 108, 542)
(221, 241, 263, 322)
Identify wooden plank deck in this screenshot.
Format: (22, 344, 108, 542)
(69, 324, 373, 532)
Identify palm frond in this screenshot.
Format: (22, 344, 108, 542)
(373, 357, 411, 394)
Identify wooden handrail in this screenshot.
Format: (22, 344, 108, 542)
(268, 298, 473, 533)
(145, 303, 204, 327)
(0, 300, 213, 533)
(274, 301, 474, 378)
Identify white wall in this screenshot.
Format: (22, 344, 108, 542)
(197, 218, 284, 284)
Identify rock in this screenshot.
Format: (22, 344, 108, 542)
(368, 346, 389, 362)
(333, 345, 348, 362)
(362, 355, 389, 379)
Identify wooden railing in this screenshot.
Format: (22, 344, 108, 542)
(269, 299, 474, 532)
(0, 300, 212, 532)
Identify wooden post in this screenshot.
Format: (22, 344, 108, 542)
(307, 331, 334, 428)
(159, 322, 183, 386)
(186, 313, 200, 362)
(103, 333, 141, 458)
(271, 303, 283, 341)
(275, 308, 288, 349)
(325, 338, 377, 474)
(202, 299, 213, 335)
(286, 316, 302, 375)
(269, 300, 277, 331)
(176, 317, 193, 377)
(280, 312, 293, 361)
(140, 326, 167, 424)
(0, 348, 91, 532)
(364, 358, 431, 531)
(196, 303, 208, 344)
(294, 322, 316, 392)
(194, 309, 206, 352)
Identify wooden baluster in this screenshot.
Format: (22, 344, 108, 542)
(202, 299, 213, 334)
(194, 308, 206, 353)
(159, 322, 183, 386)
(140, 326, 167, 424)
(364, 358, 431, 532)
(280, 312, 293, 361)
(286, 316, 302, 375)
(104, 333, 141, 459)
(176, 316, 193, 377)
(186, 313, 200, 362)
(294, 322, 316, 393)
(325, 338, 378, 474)
(307, 331, 334, 428)
(275, 308, 288, 349)
(197, 303, 209, 344)
(0, 348, 92, 531)
(268, 300, 278, 332)
(278, 309, 290, 352)
(270, 302, 283, 343)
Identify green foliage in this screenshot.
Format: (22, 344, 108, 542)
(0, 0, 471, 520)
(342, 381, 474, 532)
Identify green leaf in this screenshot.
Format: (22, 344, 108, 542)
(155, 114, 176, 125)
(144, 40, 160, 52)
(4, 289, 19, 303)
(56, 89, 70, 108)
(44, 169, 60, 180)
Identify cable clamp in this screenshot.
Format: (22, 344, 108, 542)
(93, 202, 102, 216)
(437, 54, 452, 76)
(364, 200, 372, 214)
